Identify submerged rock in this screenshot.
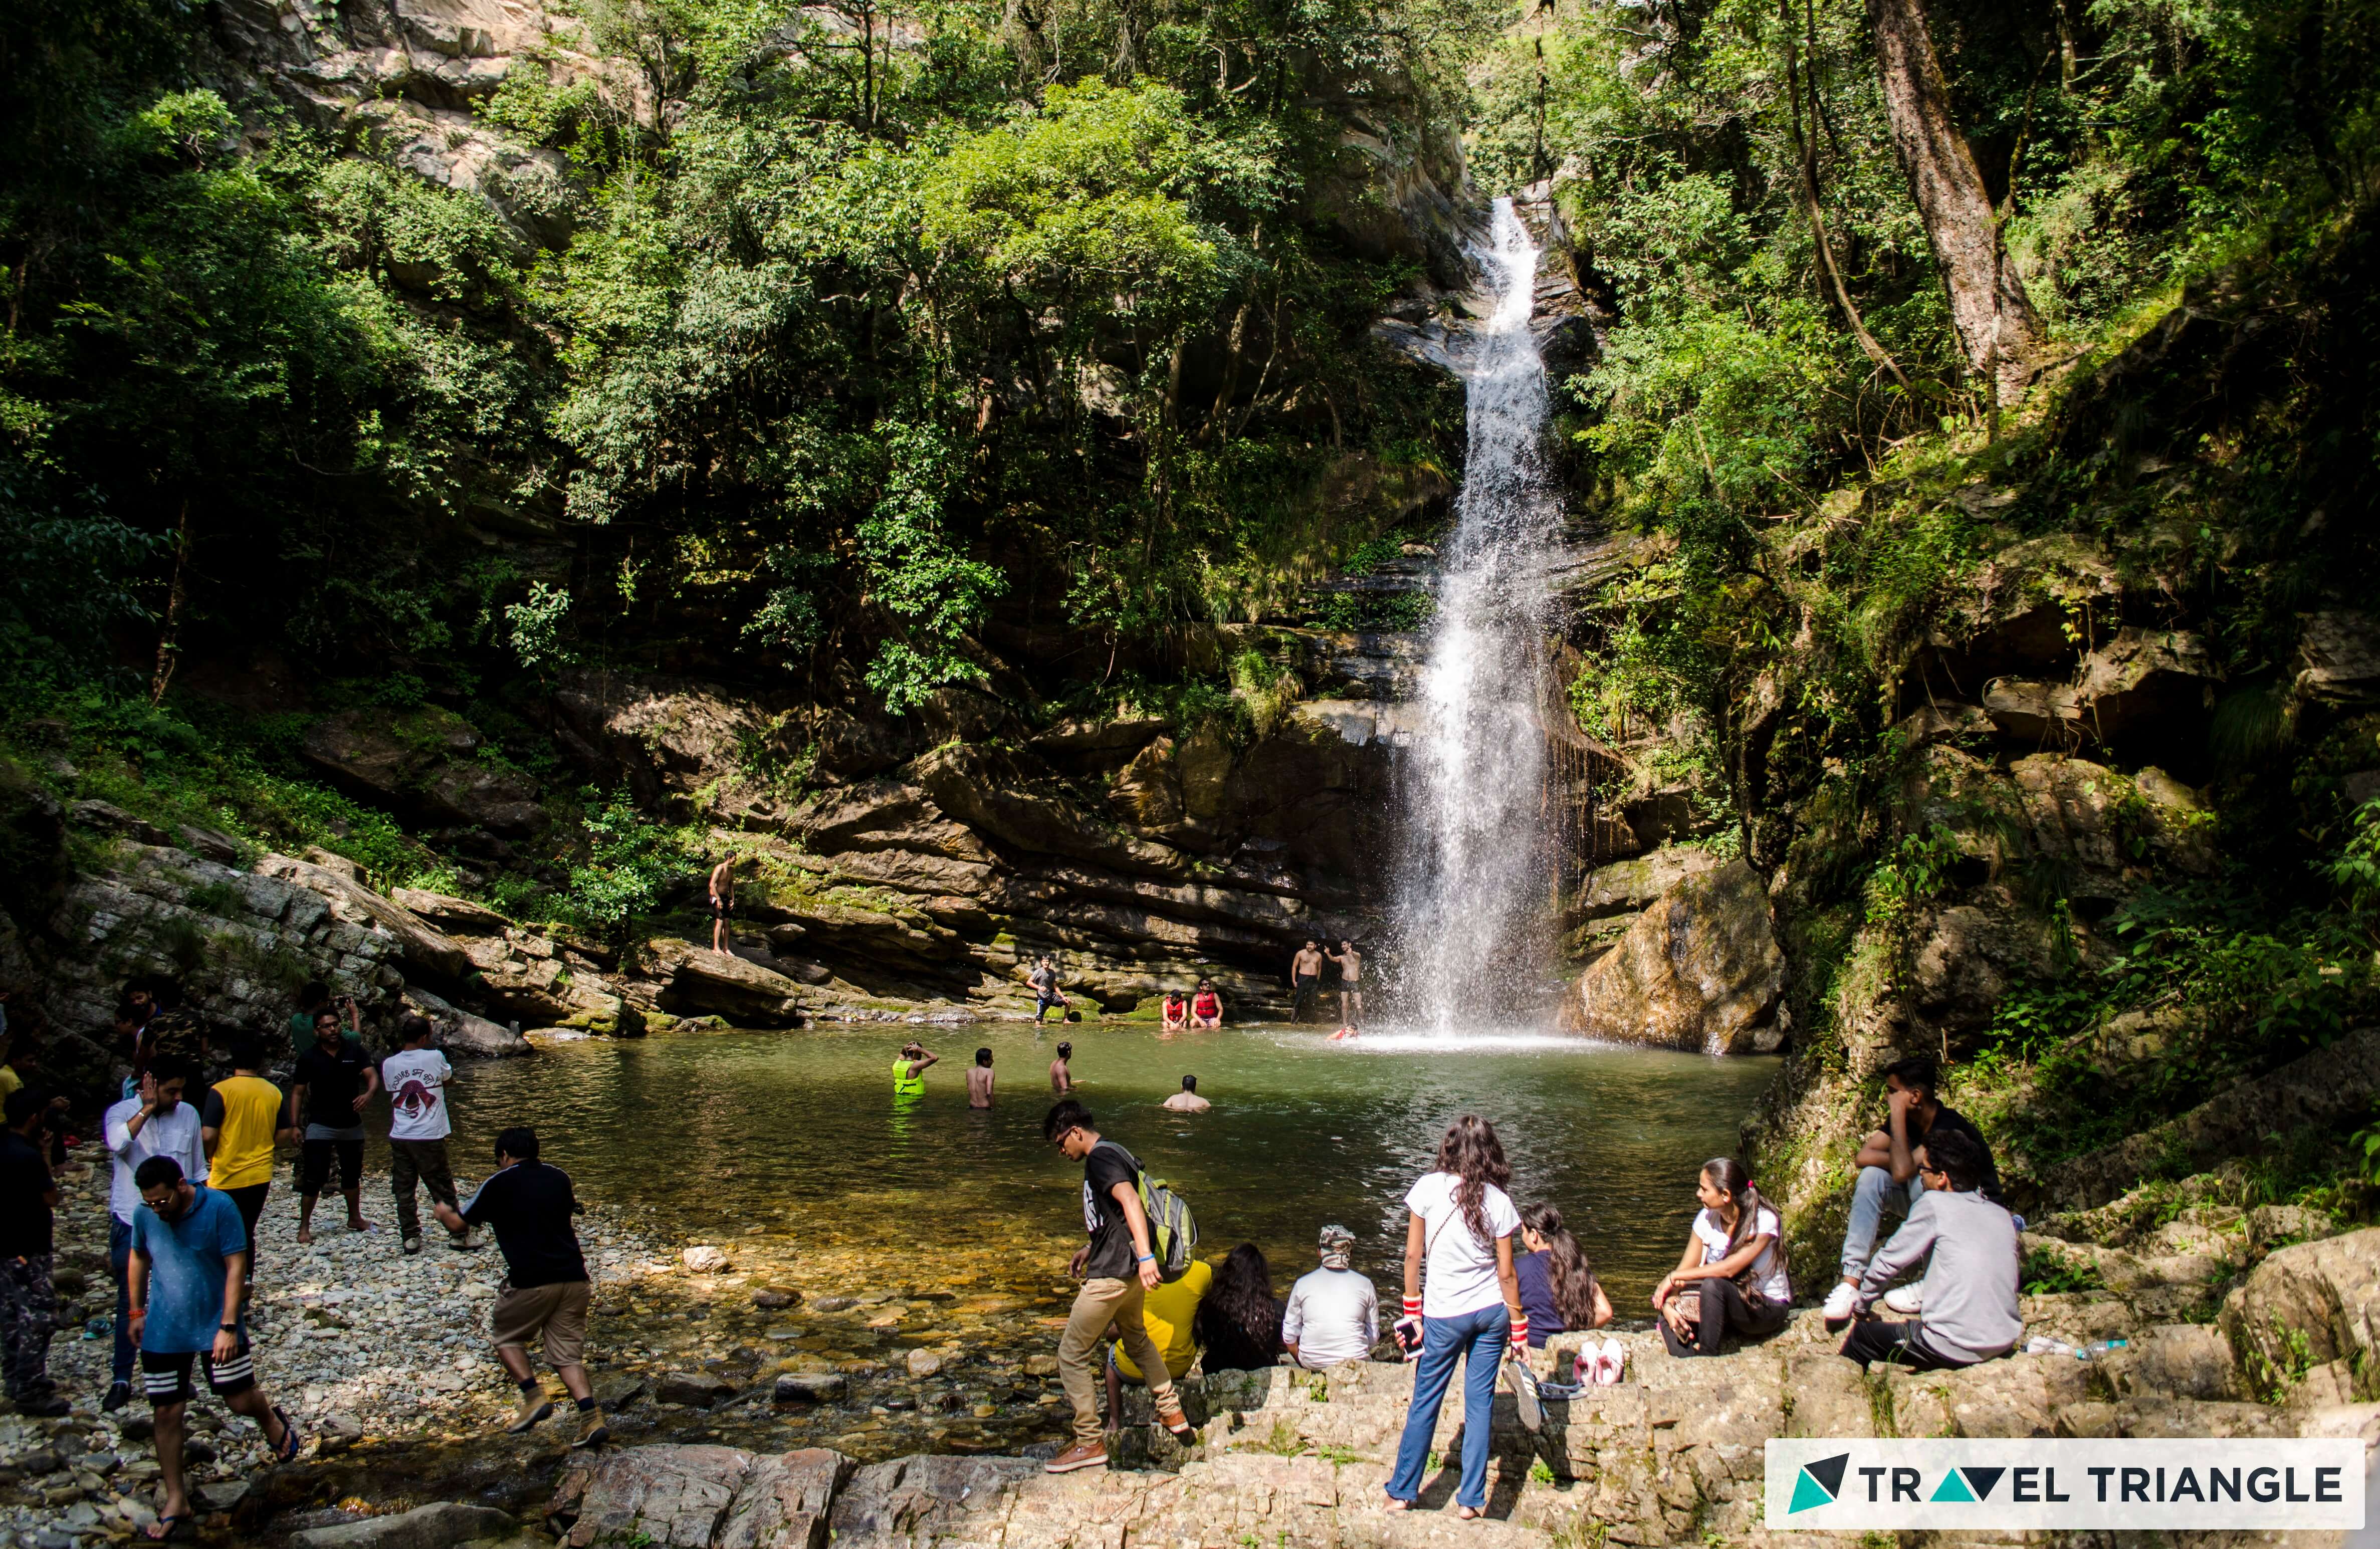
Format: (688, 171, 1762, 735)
(1564, 858, 1785, 1054)
(288, 1501, 514, 1549)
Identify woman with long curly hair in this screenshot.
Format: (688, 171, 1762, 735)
(1383, 1115, 1524, 1519)
(1516, 1203, 1613, 1347)
(1652, 1157, 1791, 1357)
(1193, 1243, 1284, 1372)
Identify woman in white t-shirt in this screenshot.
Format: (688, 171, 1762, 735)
(1652, 1157, 1792, 1357)
(1383, 1116, 1526, 1519)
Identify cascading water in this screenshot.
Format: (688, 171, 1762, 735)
(1395, 197, 1564, 1032)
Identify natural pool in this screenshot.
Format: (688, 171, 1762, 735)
(445, 1022, 1779, 1311)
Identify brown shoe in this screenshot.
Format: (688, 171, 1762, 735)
(1152, 1396, 1196, 1442)
(1044, 1440, 1109, 1474)
(507, 1391, 555, 1434)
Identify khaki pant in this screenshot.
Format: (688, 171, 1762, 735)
(490, 1280, 592, 1371)
(1059, 1276, 1175, 1443)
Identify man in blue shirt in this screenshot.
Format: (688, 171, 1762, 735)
(129, 1157, 301, 1540)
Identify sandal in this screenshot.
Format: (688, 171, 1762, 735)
(142, 1514, 193, 1542)
(271, 1405, 304, 1461)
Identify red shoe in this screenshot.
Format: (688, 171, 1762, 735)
(1044, 1440, 1109, 1473)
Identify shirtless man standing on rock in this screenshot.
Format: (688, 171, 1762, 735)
(1289, 941, 1325, 1024)
(1326, 941, 1364, 1031)
(708, 858, 736, 954)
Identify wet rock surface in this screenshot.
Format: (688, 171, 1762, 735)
(1563, 859, 1786, 1054)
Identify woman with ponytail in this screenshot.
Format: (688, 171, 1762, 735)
(1516, 1203, 1613, 1346)
(1653, 1158, 1791, 1358)
(1383, 1116, 1524, 1519)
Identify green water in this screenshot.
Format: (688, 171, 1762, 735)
(446, 1024, 1777, 1309)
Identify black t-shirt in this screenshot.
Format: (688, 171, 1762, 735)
(1080, 1142, 1144, 1281)
(461, 1161, 589, 1288)
(1917, 1105, 2002, 1202)
(0, 1130, 55, 1257)
(294, 1041, 371, 1128)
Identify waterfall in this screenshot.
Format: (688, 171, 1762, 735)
(1395, 197, 1563, 1032)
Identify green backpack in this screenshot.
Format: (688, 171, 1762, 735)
(1095, 1142, 1199, 1281)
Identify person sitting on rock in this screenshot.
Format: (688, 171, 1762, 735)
(1838, 1128, 2021, 1372)
(1160, 1075, 1209, 1113)
(1194, 1243, 1284, 1373)
(1283, 1224, 1377, 1371)
(432, 1126, 607, 1447)
(1516, 1203, 1612, 1353)
(1821, 1056, 2000, 1331)
(1188, 980, 1223, 1029)
(1160, 991, 1188, 1032)
(1652, 1159, 1790, 1358)
(1104, 1253, 1212, 1438)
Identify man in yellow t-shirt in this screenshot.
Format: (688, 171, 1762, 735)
(201, 1033, 287, 1307)
(1105, 1257, 1214, 1431)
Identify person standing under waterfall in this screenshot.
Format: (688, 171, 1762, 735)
(1384, 1115, 1525, 1520)
(1289, 942, 1325, 1023)
(1326, 941, 1364, 1030)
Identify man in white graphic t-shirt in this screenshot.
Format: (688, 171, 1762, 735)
(381, 1015, 477, 1256)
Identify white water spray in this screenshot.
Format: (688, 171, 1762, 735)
(1395, 198, 1563, 1032)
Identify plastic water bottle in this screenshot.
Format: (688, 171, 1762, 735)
(83, 1315, 110, 1341)
(2024, 1336, 2074, 1357)
(2075, 1339, 2127, 1361)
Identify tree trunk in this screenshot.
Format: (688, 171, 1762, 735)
(1869, 0, 2044, 402)
(1786, 0, 1907, 389)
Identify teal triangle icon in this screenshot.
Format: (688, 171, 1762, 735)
(1790, 1471, 1835, 1514)
(1930, 1470, 1978, 1503)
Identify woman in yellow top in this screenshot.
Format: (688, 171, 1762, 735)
(892, 1042, 938, 1095)
(1104, 1257, 1213, 1433)
(200, 1033, 289, 1310)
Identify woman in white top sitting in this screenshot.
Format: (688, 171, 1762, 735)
(1652, 1157, 1792, 1358)
(1383, 1116, 1526, 1519)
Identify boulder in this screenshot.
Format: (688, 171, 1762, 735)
(1567, 846, 1720, 921)
(655, 1371, 737, 1408)
(1905, 889, 2070, 1040)
(401, 985, 530, 1058)
(644, 939, 809, 1027)
(2071, 626, 2220, 739)
(301, 708, 541, 833)
(911, 744, 1189, 880)
(1981, 676, 2085, 745)
(1565, 859, 1786, 1054)
(288, 1502, 515, 1549)
(67, 799, 171, 845)
(2296, 611, 2380, 705)
(2221, 1228, 2380, 1400)
(390, 889, 511, 935)
(552, 1443, 757, 1547)
(683, 1245, 730, 1273)
(827, 1455, 1038, 1548)
(548, 671, 802, 827)
(253, 853, 469, 980)
(772, 1373, 847, 1404)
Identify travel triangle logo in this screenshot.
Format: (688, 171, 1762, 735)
(1790, 1453, 1850, 1513)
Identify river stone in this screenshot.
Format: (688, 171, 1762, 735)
(773, 1372, 849, 1404)
(1564, 857, 1786, 1054)
(683, 1245, 731, 1273)
(657, 1370, 736, 1408)
(1022, 1355, 1059, 1377)
(289, 1501, 515, 1549)
(812, 1296, 856, 1312)
(905, 1349, 943, 1379)
(195, 1479, 250, 1512)
(753, 1287, 800, 1309)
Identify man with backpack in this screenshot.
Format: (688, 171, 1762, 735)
(1041, 1099, 1196, 1473)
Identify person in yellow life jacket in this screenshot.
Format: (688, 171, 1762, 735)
(892, 1042, 939, 1096)
(1104, 1256, 1214, 1431)
(200, 1033, 289, 1309)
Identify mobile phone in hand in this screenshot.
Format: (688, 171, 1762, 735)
(1394, 1316, 1423, 1361)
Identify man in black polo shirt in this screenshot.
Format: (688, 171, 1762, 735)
(287, 1002, 378, 1244)
(1, 1090, 68, 1415)
(434, 1126, 604, 1447)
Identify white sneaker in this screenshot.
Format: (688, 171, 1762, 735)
(1595, 1337, 1626, 1386)
(1821, 1281, 1860, 1330)
(1883, 1283, 1924, 1316)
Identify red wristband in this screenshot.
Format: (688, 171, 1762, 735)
(1509, 1313, 1530, 1345)
(1401, 1295, 1422, 1320)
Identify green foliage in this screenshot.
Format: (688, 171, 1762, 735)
(563, 789, 695, 935)
(2019, 1243, 2105, 1296)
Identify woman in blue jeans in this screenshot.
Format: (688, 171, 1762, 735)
(1385, 1115, 1526, 1518)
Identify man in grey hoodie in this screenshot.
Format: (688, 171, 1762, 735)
(1837, 1127, 2020, 1372)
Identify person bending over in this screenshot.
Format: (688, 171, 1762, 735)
(1103, 1254, 1212, 1438)
(1822, 1055, 1999, 1329)
(1283, 1224, 1376, 1371)
(1837, 1128, 2020, 1372)
(1653, 1159, 1791, 1358)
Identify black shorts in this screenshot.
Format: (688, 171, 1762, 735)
(142, 1342, 255, 1404)
(302, 1138, 362, 1194)
(712, 897, 732, 919)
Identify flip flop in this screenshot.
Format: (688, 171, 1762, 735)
(142, 1514, 192, 1542)
(271, 1405, 303, 1461)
